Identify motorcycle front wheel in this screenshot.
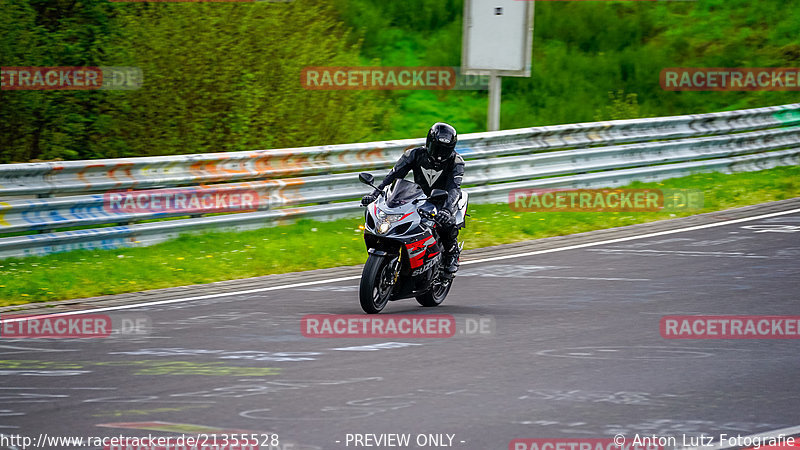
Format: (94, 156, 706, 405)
(359, 254, 394, 314)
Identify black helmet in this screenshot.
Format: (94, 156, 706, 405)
(425, 122, 457, 167)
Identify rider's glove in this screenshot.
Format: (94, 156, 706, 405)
(436, 209, 456, 227)
(361, 189, 380, 206)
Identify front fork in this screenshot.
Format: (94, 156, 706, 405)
(368, 246, 402, 288)
(388, 246, 402, 285)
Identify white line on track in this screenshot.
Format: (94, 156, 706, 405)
(0, 275, 362, 323)
(2, 207, 799, 323)
(458, 207, 800, 265)
(516, 275, 651, 281)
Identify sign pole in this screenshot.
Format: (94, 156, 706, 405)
(487, 71, 502, 131)
(461, 0, 533, 132)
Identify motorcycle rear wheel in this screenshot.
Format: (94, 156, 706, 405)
(359, 254, 393, 314)
(415, 275, 452, 307)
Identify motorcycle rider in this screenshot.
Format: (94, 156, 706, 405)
(361, 122, 465, 275)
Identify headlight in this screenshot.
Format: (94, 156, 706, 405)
(376, 209, 403, 223)
(377, 221, 391, 234)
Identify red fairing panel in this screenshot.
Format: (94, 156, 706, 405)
(406, 235, 436, 269)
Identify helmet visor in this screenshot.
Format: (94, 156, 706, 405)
(430, 133, 456, 161)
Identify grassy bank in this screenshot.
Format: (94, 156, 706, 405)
(1, 166, 798, 307)
(338, 0, 800, 139)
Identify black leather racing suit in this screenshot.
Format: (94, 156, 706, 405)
(376, 146, 465, 260)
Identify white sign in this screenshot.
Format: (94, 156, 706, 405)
(461, 0, 534, 76)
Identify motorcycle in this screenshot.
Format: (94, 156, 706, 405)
(357, 172, 468, 314)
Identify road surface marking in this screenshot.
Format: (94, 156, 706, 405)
(2, 207, 799, 322)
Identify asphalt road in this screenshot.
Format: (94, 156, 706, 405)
(1, 199, 799, 450)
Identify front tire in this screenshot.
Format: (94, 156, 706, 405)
(359, 254, 393, 314)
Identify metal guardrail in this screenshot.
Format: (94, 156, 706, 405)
(0, 103, 798, 259)
(3, 126, 798, 234)
(2, 103, 798, 197)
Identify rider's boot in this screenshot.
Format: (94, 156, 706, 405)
(441, 243, 461, 277)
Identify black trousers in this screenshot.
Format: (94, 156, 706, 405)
(438, 223, 459, 253)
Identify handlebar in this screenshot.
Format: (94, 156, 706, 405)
(418, 209, 434, 220)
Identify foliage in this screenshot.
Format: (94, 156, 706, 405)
(110, 0, 388, 157)
(0, 0, 387, 162)
(0, 0, 127, 161)
(334, 0, 800, 136)
(2, 0, 799, 161)
(594, 89, 640, 122)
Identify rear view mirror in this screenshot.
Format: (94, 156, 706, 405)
(358, 172, 375, 185)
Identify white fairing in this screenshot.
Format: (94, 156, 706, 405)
(455, 191, 469, 226)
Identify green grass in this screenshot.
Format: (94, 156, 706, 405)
(1, 166, 798, 307)
(341, 0, 800, 140)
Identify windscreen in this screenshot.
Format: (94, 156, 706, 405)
(386, 179, 424, 207)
